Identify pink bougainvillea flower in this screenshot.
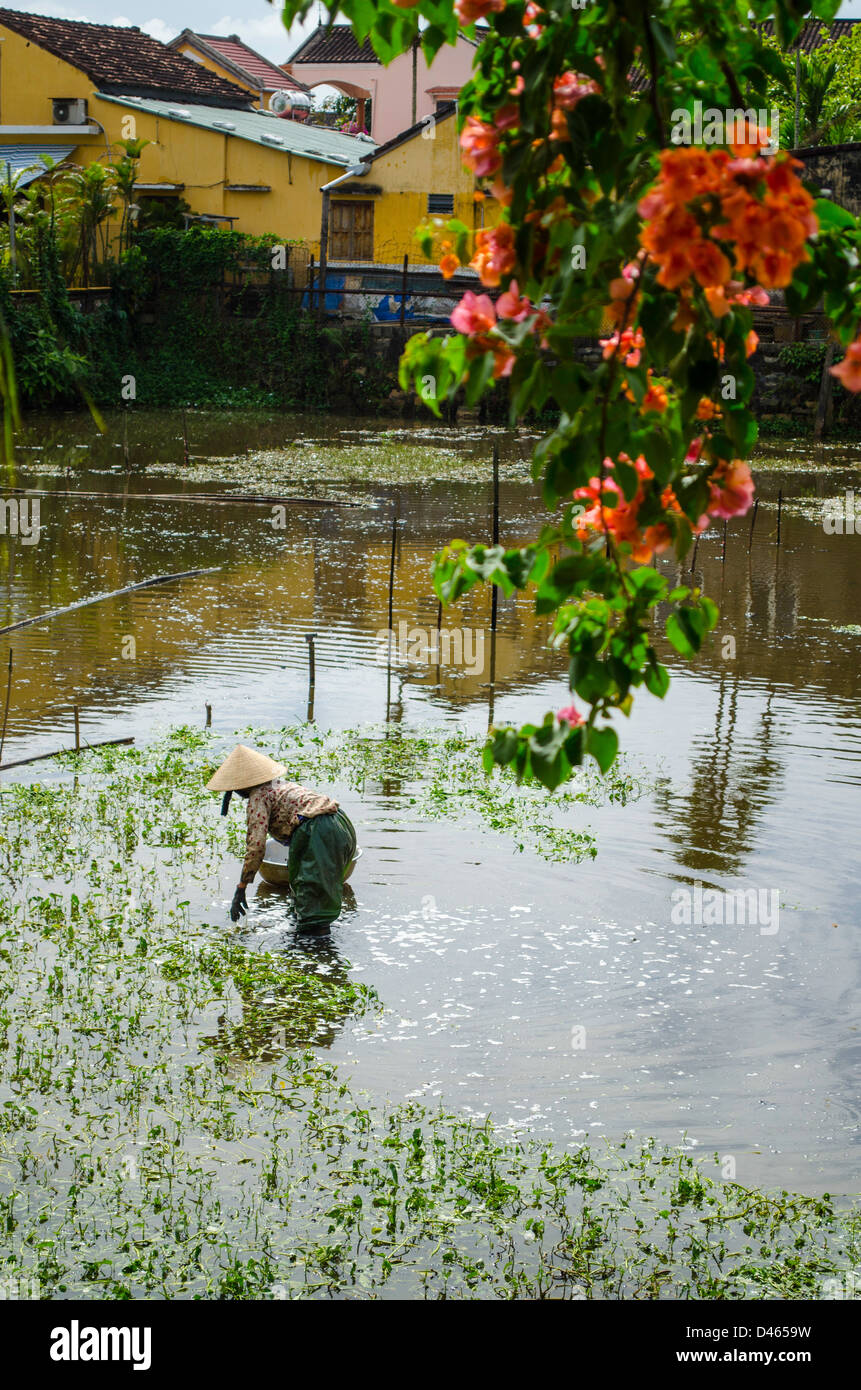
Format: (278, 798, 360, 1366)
(494, 104, 520, 132)
(450, 291, 497, 336)
(553, 71, 600, 110)
(829, 339, 861, 392)
(557, 704, 584, 727)
(497, 279, 533, 321)
(460, 115, 502, 177)
(708, 458, 755, 518)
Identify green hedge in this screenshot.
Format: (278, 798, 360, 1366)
(1, 228, 395, 412)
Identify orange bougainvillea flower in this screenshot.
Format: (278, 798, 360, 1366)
(696, 397, 721, 421)
(600, 327, 645, 367)
(455, 0, 506, 23)
(639, 146, 817, 298)
(704, 285, 731, 317)
(470, 222, 516, 287)
(549, 106, 571, 142)
(642, 380, 669, 413)
(829, 338, 861, 392)
(439, 253, 460, 280)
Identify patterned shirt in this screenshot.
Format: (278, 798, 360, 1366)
(240, 779, 338, 884)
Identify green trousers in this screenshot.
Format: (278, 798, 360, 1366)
(287, 809, 357, 928)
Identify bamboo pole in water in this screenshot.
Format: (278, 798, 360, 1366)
(488, 444, 500, 727)
(74, 705, 80, 753)
(5, 488, 358, 509)
(0, 651, 12, 766)
(0, 735, 134, 773)
(776, 488, 783, 547)
(0, 567, 220, 638)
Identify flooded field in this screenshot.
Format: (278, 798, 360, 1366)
(1, 408, 859, 1297)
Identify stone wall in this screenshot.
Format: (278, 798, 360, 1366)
(795, 142, 861, 215)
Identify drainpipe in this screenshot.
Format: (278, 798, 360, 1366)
(318, 163, 369, 321)
(411, 38, 418, 126)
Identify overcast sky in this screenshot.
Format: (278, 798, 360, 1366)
(7, 2, 861, 63)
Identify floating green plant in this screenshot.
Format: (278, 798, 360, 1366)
(0, 729, 856, 1300)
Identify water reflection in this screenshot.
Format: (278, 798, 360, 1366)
(653, 670, 785, 876)
(200, 885, 361, 1065)
(2, 409, 860, 1187)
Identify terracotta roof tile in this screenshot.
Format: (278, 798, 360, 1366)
(759, 17, 860, 53)
(0, 8, 252, 107)
(286, 24, 378, 66)
(188, 33, 308, 93)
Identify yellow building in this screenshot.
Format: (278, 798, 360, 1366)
(0, 9, 374, 252)
(322, 103, 497, 265)
(0, 9, 495, 274)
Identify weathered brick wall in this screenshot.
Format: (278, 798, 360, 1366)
(795, 142, 861, 215)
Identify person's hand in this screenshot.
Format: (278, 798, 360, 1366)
(230, 884, 248, 922)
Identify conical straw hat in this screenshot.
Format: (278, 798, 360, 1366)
(205, 744, 286, 791)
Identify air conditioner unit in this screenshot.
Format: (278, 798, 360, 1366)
(53, 97, 89, 126)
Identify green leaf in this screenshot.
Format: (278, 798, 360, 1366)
(587, 726, 618, 774)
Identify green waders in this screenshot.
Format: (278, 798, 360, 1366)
(287, 809, 357, 929)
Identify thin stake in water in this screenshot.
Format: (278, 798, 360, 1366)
(748, 497, 759, 553)
(386, 511, 398, 721)
(776, 488, 783, 547)
(305, 633, 317, 722)
(0, 650, 12, 767)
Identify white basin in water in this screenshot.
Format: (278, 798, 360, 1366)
(258, 837, 362, 888)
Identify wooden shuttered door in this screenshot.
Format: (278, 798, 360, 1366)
(330, 200, 374, 260)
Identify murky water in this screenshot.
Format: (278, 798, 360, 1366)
(2, 409, 859, 1193)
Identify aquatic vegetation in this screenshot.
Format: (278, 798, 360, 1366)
(0, 729, 857, 1299)
(241, 723, 646, 863)
(146, 437, 531, 495)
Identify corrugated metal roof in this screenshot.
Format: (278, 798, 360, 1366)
(96, 94, 377, 168)
(0, 145, 72, 185)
